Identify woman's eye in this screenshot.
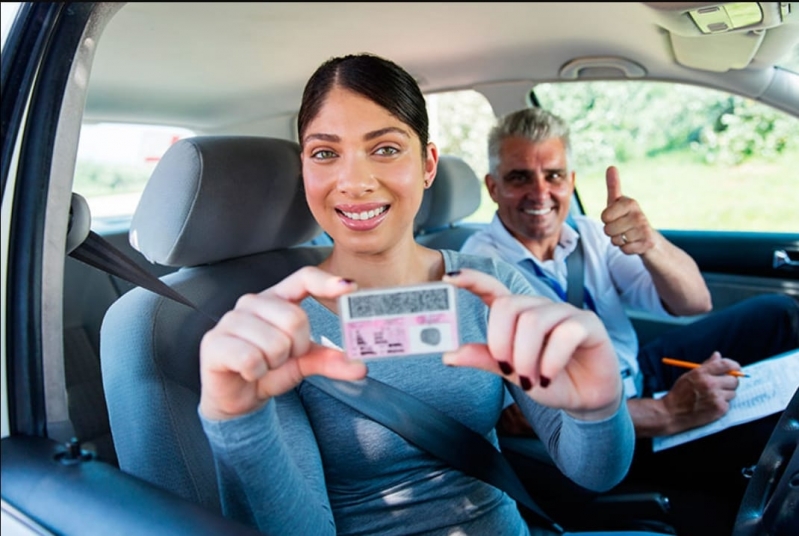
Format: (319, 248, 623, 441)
(374, 146, 399, 156)
(311, 149, 336, 160)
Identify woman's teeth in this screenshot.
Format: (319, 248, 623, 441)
(341, 206, 387, 220)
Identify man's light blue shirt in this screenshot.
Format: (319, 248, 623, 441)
(461, 212, 677, 398)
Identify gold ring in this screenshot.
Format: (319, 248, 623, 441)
(621, 233, 628, 244)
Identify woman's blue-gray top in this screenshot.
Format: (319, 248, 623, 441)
(200, 250, 635, 536)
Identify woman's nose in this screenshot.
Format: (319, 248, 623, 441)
(337, 156, 377, 196)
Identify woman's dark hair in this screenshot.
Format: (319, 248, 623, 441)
(297, 53, 429, 159)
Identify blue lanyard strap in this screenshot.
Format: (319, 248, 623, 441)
(527, 259, 597, 314)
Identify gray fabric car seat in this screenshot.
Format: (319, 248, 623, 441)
(100, 136, 329, 512)
(414, 154, 483, 250)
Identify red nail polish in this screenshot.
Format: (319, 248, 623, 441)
(539, 376, 550, 388)
(519, 376, 532, 391)
(499, 361, 514, 375)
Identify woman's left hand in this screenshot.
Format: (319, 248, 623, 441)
(442, 268, 622, 421)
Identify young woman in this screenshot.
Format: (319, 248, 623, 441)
(198, 53, 639, 536)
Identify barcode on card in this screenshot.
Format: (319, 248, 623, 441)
(347, 287, 450, 318)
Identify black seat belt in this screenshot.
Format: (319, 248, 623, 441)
(70, 230, 564, 533)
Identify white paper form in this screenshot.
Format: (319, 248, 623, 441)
(652, 348, 799, 452)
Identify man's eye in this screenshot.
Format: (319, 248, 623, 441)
(548, 172, 565, 182)
(375, 146, 399, 156)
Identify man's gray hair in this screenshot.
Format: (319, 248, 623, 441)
(487, 107, 572, 176)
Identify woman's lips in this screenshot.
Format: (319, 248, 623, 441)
(336, 204, 390, 231)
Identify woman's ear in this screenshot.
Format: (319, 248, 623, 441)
(423, 142, 439, 188)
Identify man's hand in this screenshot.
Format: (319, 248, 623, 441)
(601, 166, 657, 255)
(600, 165, 712, 316)
(628, 352, 741, 437)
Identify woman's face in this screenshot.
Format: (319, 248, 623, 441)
(301, 86, 437, 255)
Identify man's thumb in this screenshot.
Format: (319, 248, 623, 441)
(606, 166, 622, 207)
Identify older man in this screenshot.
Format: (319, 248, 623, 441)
(461, 106, 799, 535)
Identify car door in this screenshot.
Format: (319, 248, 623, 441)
(0, 4, 261, 534)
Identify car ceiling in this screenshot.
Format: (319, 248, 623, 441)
(85, 2, 799, 133)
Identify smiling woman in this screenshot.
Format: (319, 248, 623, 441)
(193, 52, 635, 536)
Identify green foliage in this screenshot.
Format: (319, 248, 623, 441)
(534, 81, 799, 170)
(427, 91, 494, 178)
(73, 160, 151, 197)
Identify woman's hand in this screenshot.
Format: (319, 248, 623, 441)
(442, 269, 622, 421)
(199, 266, 367, 421)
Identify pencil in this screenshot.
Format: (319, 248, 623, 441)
(661, 357, 749, 378)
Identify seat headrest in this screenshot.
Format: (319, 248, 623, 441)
(414, 155, 483, 233)
(130, 136, 321, 267)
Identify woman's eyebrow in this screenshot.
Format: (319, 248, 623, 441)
(303, 126, 409, 145)
(364, 127, 410, 141)
(303, 133, 340, 144)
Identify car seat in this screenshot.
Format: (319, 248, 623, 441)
(414, 154, 484, 250)
(100, 136, 329, 511)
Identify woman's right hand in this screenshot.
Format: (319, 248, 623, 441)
(199, 266, 367, 421)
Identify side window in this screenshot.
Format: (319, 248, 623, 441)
(533, 81, 798, 233)
(74, 123, 194, 229)
(425, 90, 496, 222)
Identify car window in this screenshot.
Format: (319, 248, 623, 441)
(532, 80, 799, 233)
(74, 123, 194, 229)
(425, 90, 496, 222)
(0, 2, 20, 50)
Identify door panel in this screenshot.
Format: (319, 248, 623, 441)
(630, 231, 799, 344)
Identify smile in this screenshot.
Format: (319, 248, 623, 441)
(523, 207, 553, 216)
(338, 206, 389, 220)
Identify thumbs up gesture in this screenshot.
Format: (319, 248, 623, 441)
(600, 166, 655, 255)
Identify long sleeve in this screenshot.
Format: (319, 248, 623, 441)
(199, 391, 336, 534)
(509, 382, 635, 492)
(483, 249, 636, 492)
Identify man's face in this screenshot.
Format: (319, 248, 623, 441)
(486, 136, 575, 251)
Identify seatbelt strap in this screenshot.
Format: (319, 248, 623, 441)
(305, 375, 562, 531)
(565, 233, 585, 309)
(68, 234, 564, 533)
(70, 231, 218, 323)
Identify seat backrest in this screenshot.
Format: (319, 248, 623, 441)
(100, 136, 328, 512)
(63, 228, 178, 467)
(414, 154, 484, 250)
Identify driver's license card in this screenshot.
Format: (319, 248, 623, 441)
(338, 282, 459, 360)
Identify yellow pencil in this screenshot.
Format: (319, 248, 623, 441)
(661, 357, 749, 378)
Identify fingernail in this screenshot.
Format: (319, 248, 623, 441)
(498, 361, 514, 375)
(445, 270, 461, 277)
(519, 376, 532, 391)
(539, 376, 550, 388)
(340, 278, 355, 285)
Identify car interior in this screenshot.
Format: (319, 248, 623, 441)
(2, 2, 798, 536)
